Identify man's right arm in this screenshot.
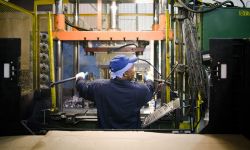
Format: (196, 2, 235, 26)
(75, 72, 95, 100)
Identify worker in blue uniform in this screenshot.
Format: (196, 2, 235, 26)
(75, 55, 154, 129)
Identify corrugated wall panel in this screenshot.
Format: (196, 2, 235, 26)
(119, 3, 153, 31)
(119, 3, 135, 13)
(67, 3, 154, 31)
(79, 4, 97, 14)
(119, 16, 136, 31)
(138, 3, 153, 13)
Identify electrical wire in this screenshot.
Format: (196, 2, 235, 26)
(107, 43, 138, 53)
(239, 0, 246, 7)
(193, 106, 202, 131)
(182, 18, 210, 132)
(166, 63, 179, 80)
(137, 58, 162, 77)
(178, 0, 234, 13)
(65, 16, 91, 31)
(138, 58, 181, 97)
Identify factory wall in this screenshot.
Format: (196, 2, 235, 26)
(0, 12, 32, 70)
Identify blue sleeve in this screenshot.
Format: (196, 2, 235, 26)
(144, 79, 154, 96)
(75, 78, 95, 101)
(137, 80, 155, 107)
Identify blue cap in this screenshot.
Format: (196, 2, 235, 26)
(109, 55, 138, 79)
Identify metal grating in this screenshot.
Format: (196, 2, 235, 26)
(0, 3, 19, 12)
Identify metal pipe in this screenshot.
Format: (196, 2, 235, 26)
(55, 0, 64, 112)
(159, 0, 166, 13)
(160, 40, 166, 104)
(165, 10, 171, 103)
(153, 0, 159, 24)
(135, 3, 138, 31)
(55, 0, 63, 14)
(73, 0, 80, 95)
(110, 0, 118, 30)
(73, 43, 80, 75)
(33, 1, 39, 90)
(54, 0, 65, 31)
(50, 77, 76, 87)
(154, 41, 159, 80)
(56, 40, 63, 112)
(48, 12, 57, 111)
(74, 0, 79, 26)
(170, 0, 175, 95)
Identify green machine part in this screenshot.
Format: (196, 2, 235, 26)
(201, 7, 250, 51)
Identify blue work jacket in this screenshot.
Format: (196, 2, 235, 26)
(76, 78, 154, 129)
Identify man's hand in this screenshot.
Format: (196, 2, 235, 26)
(76, 72, 88, 80)
(144, 74, 153, 82)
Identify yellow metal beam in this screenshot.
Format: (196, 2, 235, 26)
(48, 12, 57, 111)
(0, 0, 32, 15)
(196, 93, 202, 132)
(33, 0, 69, 90)
(33, 1, 39, 90)
(165, 11, 170, 103)
(35, 0, 69, 5)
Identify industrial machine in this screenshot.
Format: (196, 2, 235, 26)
(0, 38, 22, 135)
(201, 39, 250, 134)
(0, 0, 249, 136)
(32, 0, 208, 132)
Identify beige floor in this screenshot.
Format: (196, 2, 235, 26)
(0, 131, 249, 150)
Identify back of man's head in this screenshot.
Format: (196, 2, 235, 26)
(109, 55, 137, 79)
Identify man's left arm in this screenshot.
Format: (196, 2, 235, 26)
(144, 80, 154, 97)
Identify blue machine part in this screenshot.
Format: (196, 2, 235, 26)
(62, 42, 100, 88)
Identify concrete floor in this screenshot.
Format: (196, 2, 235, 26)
(0, 131, 249, 150)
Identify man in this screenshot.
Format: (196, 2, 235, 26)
(75, 55, 154, 129)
